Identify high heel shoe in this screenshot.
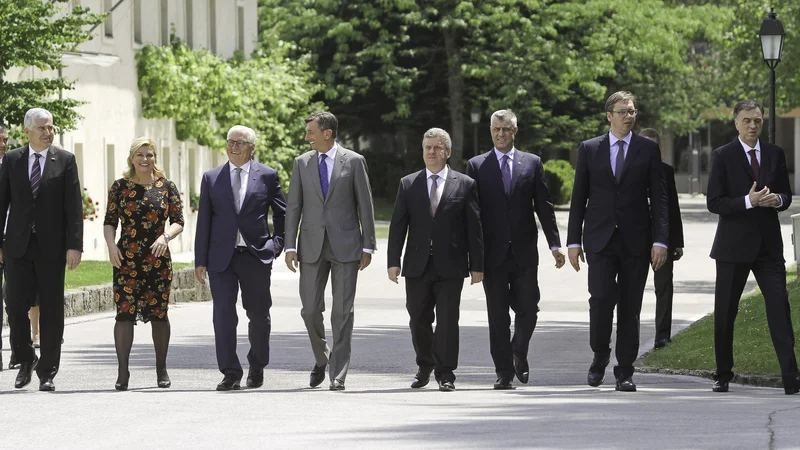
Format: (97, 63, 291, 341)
(157, 367, 171, 388)
(115, 370, 130, 391)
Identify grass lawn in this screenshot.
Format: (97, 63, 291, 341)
(642, 269, 800, 376)
(64, 260, 193, 290)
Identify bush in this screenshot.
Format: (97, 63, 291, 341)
(543, 159, 575, 205)
(362, 151, 408, 200)
(81, 188, 99, 221)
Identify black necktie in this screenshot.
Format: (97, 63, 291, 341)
(615, 141, 625, 183)
(31, 153, 42, 198)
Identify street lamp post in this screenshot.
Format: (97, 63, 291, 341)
(759, 8, 785, 144)
(470, 106, 481, 159)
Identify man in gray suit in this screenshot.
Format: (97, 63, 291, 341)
(285, 111, 376, 391)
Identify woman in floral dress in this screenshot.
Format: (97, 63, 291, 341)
(103, 137, 184, 391)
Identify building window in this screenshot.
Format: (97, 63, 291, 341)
(161, 0, 170, 46)
(186, 0, 194, 48)
(209, 0, 217, 54)
(106, 144, 116, 190)
(103, 0, 113, 38)
(236, 6, 245, 52)
(133, 0, 142, 45)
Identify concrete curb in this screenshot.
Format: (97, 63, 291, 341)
(636, 365, 784, 389)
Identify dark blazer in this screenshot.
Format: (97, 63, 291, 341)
(387, 168, 483, 279)
(195, 161, 287, 272)
(0, 145, 83, 259)
(663, 163, 684, 250)
(707, 139, 790, 263)
(466, 149, 561, 268)
(567, 132, 668, 256)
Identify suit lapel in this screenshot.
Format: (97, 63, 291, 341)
(19, 146, 34, 202)
(509, 150, 525, 197)
(239, 163, 260, 212)
(412, 171, 431, 215)
(434, 169, 458, 216)
(325, 148, 346, 202)
(735, 140, 757, 182)
(219, 162, 237, 210)
(40, 147, 57, 185)
(598, 135, 614, 181)
(758, 143, 769, 186)
(618, 136, 643, 182)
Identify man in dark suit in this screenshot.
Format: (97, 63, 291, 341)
(388, 127, 484, 392)
(706, 100, 799, 395)
(195, 125, 287, 391)
(466, 109, 564, 389)
(0, 108, 83, 391)
(567, 92, 668, 392)
(639, 128, 685, 349)
(0, 123, 7, 371)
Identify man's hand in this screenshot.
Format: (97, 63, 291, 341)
(358, 252, 372, 271)
(568, 247, 584, 272)
(388, 266, 401, 284)
(285, 251, 299, 273)
(194, 266, 207, 284)
(651, 246, 667, 272)
(66, 249, 82, 270)
(758, 192, 781, 208)
(748, 182, 770, 207)
(673, 248, 684, 261)
(470, 271, 484, 285)
(552, 249, 566, 269)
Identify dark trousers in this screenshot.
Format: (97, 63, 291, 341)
(654, 253, 675, 343)
(208, 249, 273, 379)
(5, 234, 66, 380)
(713, 257, 798, 382)
(483, 248, 540, 378)
(586, 231, 650, 380)
(405, 256, 464, 383)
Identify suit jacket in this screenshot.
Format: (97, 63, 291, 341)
(387, 168, 483, 279)
(285, 146, 376, 263)
(707, 139, 791, 263)
(194, 161, 287, 272)
(0, 145, 83, 260)
(466, 149, 561, 268)
(663, 163, 684, 250)
(567, 132, 668, 256)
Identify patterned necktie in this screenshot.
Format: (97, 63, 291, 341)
(615, 140, 625, 183)
(501, 154, 512, 195)
(748, 149, 760, 184)
(429, 174, 440, 216)
(232, 167, 242, 212)
(30, 153, 42, 198)
(319, 154, 329, 198)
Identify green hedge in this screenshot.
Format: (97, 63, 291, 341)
(543, 159, 575, 205)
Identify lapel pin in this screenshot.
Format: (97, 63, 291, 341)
(51, 157, 56, 161)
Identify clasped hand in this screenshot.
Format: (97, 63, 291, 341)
(749, 182, 780, 208)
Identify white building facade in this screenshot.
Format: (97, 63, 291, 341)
(8, 0, 258, 260)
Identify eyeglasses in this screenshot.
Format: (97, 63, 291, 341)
(226, 140, 251, 148)
(612, 109, 638, 117)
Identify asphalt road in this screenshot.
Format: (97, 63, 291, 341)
(1, 196, 800, 449)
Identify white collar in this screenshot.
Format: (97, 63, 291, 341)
(29, 146, 49, 157)
(493, 147, 516, 160)
(608, 131, 633, 147)
(425, 165, 448, 180)
(318, 143, 338, 160)
(738, 137, 761, 152)
(230, 160, 252, 173)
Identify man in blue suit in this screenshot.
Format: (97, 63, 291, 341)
(466, 109, 564, 389)
(194, 125, 287, 391)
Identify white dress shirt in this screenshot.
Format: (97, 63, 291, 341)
(425, 165, 448, 199)
(28, 146, 48, 178)
(739, 138, 781, 209)
(494, 147, 516, 176)
(231, 160, 251, 247)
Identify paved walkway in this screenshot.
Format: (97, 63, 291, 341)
(2, 198, 800, 449)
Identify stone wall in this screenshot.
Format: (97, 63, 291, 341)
(2, 268, 209, 328)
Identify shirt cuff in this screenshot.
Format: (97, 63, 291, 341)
(363, 248, 375, 254)
(567, 244, 582, 249)
(285, 248, 296, 253)
(744, 195, 753, 209)
(654, 243, 668, 249)
(550, 246, 561, 251)
(776, 195, 784, 209)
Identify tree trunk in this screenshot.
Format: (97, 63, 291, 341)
(442, 27, 465, 171)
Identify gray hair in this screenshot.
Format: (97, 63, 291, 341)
(24, 108, 53, 129)
(422, 128, 452, 150)
(733, 100, 764, 121)
(490, 109, 518, 127)
(227, 125, 257, 145)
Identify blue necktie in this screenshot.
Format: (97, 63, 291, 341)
(319, 153, 329, 198)
(501, 154, 512, 195)
(31, 153, 42, 198)
(614, 140, 625, 183)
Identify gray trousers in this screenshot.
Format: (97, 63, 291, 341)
(299, 235, 359, 383)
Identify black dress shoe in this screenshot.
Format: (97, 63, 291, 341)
(712, 380, 729, 393)
(438, 380, 455, 392)
(587, 353, 611, 387)
(157, 368, 171, 389)
(246, 367, 264, 389)
(513, 353, 530, 384)
(329, 379, 345, 391)
(654, 338, 672, 349)
(39, 378, 55, 392)
(493, 376, 514, 390)
(411, 370, 431, 389)
(115, 370, 130, 391)
(782, 374, 800, 395)
(14, 355, 38, 389)
(216, 375, 242, 391)
(615, 377, 637, 392)
(309, 364, 327, 388)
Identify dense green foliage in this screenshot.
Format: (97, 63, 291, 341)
(136, 37, 324, 189)
(543, 159, 575, 205)
(0, 0, 104, 132)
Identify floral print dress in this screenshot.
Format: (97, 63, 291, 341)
(104, 178, 185, 322)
